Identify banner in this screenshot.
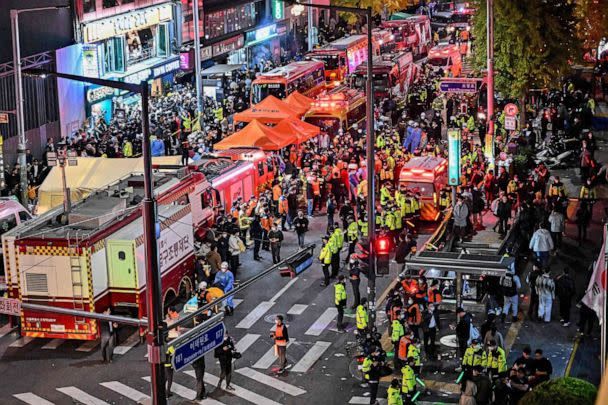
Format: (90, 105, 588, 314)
(582, 226, 607, 325)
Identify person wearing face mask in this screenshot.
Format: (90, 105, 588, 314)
(335, 275, 348, 332)
(481, 339, 507, 379)
(407, 338, 422, 375)
(270, 315, 289, 372)
(268, 223, 284, 264)
(422, 303, 440, 360)
(462, 339, 484, 372)
(406, 298, 422, 339)
(214, 262, 235, 316)
(391, 310, 406, 369)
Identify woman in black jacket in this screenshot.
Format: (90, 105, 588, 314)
(214, 334, 236, 391)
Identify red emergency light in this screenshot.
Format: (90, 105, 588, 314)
(376, 236, 390, 255)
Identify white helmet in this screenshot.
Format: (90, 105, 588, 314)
(198, 281, 208, 290)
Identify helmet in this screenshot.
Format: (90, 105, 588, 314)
(198, 281, 208, 290)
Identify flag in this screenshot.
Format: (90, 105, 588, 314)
(582, 234, 607, 325)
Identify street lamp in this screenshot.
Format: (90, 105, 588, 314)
(280, 0, 378, 327)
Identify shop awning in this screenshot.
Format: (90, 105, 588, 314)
(214, 119, 295, 151)
(273, 116, 320, 144)
(233, 95, 301, 125)
(201, 64, 245, 77)
(284, 91, 314, 115)
(390, 12, 415, 20)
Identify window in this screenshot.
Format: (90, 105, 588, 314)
(266, 157, 274, 173)
(83, 0, 96, 13)
(104, 36, 126, 73)
(118, 251, 126, 261)
(258, 161, 265, 176)
(201, 190, 213, 209)
(347, 103, 366, 127)
(204, 4, 257, 40)
(0, 215, 17, 239)
(18, 210, 31, 222)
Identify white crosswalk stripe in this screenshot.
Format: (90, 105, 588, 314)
(304, 308, 337, 336)
(56, 386, 109, 405)
(349, 396, 387, 404)
(9, 336, 33, 348)
(234, 333, 260, 354)
(100, 381, 149, 402)
(236, 301, 274, 329)
(113, 331, 140, 355)
(286, 304, 308, 315)
(235, 367, 306, 396)
(41, 339, 65, 350)
(142, 376, 225, 404)
(13, 393, 54, 405)
(269, 277, 298, 302)
(76, 340, 99, 352)
(252, 339, 296, 369)
(0, 323, 16, 338)
(233, 298, 243, 308)
(291, 341, 331, 373)
(185, 371, 283, 405)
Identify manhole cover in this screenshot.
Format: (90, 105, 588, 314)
(440, 334, 459, 348)
(264, 313, 285, 323)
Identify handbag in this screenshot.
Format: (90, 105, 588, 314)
(232, 351, 242, 359)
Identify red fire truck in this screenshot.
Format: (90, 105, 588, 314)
(307, 35, 370, 84)
(382, 15, 432, 57)
(303, 86, 366, 138)
(399, 156, 448, 221)
(351, 51, 418, 99)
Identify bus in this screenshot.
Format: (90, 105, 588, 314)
(351, 51, 417, 99)
(381, 15, 432, 57)
(399, 156, 448, 221)
(251, 61, 325, 104)
(307, 35, 370, 84)
(303, 86, 366, 138)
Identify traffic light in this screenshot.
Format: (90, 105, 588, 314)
(375, 236, 391, 276)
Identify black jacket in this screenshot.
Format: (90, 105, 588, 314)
(421, 308, 441, 332)
(293, 216, 309, 234)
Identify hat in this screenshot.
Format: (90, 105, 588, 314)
(456, 307, 464, 313)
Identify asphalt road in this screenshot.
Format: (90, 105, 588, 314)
(0, 214, 428, 405)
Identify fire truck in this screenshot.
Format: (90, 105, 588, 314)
(399, 156, 448, 221)
(307, 35, 370, 84)
(372, 28, 397, 54)
(303, 86, 366, 138)
(3, 167, 212, 340)
(381, 15, 432, 57)
(351, 51, 418, 99)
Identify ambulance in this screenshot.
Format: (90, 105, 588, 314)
(303, 86, 366, 137)
(427, 43, 462, 77)
(399, 156, 448, 221)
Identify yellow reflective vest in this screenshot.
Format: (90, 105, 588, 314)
(356, 305, 368, 329)
(319, 244, 332, 264)
(482, 347, 507, 373)
(401, 364, 416, 393)
(391, 319, 405, 343)
(358, 220, 368, 238)
(335, 282, 347, 306)
(462, 346, 484, 367)
(407, 344, 421, 366)
(347, 222, 358, 242)
(388, 386, 404, 405)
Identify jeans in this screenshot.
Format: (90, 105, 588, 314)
(538, 294, 553, 322)
(535, 251, 550, 268)
(307, 199, 314, 216)
(297, 233, 305, 248)
(503, 294, 519, 317)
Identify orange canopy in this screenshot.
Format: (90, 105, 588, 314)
(284, 91, 313, 115)
(233, 95, 300, 125)
(214, 120, 295, 151)
(273, 116, 320, 144)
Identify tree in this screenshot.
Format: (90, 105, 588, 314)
(331, 0, 409, 24)
(575, 0, 608, 53)
(471, 0, 580, 116)
(519, 377, 597, 405)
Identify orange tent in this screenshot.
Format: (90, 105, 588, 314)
(273, 116, 320, 144)
(284, 91, 313, 115)
(233, 95, 300, 125)
(214, 120, 295, 151)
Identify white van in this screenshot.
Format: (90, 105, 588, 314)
(0, 198, 32, 290)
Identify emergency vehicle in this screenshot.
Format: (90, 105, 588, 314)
(372, 28, 397, 54)
(3, 168, 211, 340)
(381, 16, 432, 57)
(351, 51, 417, 99)
(251, 61, 325, 104)
(0, 198, 32, 291)
(399, 156, 448, 221)
(427, 43, 462, 77)
(211, 148, 276, 199)
(303, 86, 366, 137)
(307, 35, 370, 84)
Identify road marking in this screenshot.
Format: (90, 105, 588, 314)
(234, 299, 243, 308)
(76, 340, 99, 352)
(291, 341, 331, 373)
(269, 277, 298, 303)
(56, 387, 109, 405)
(234, 333, 260, 354)
(349, 396, 387, 404)
(252, 339, 296, 369)
(41, 339, 65, 350)
(142, 377, 224, 404)
(9, 336, 33, 348)
(13, 393, 55, 405)
(0, 323, 16, 338)
(236, 301, 274, 329)
(235, 367, 306, 396)
(100, 381, 149, 402)
(114, 331, 140, 355)
(304, 308, 337, 336)
(186, 371, 283, 405)
(287, 304, 308, 315)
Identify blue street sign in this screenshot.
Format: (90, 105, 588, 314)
(448, 129, 461, 186)
(439, 80, 479, 94)
(171, 321, 225, 371)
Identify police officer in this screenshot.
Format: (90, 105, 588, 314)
(349, 258, 362, 308)
(335, 275, 347, 332)
(462, 339, 484, 372)
(401, 357, 417, 403)
(482, 339, 507, 379)
(346, 216, 359, 262)
(319, 236, 332, 287)
(356, 298, 369, 335)
(391, 311, 406, 369)
(407, 338, 422, 375)
(387, 378, 404, 405)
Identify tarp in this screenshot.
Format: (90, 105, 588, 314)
(36, 156, 181, 214)
(214, 120, 295, 151)
(273, 116, 320, 144)
(284, 91, 314, 115)
(233, 95, 300, 125)
(390, 12, 415, 20)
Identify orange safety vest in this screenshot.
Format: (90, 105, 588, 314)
(407, 304, 422, 325)
(312, 180, 320, 196)
(428, 288, 443, 304)
(398, 335, 412, 360)
(247, 201, 257, 216)
(273, 185, 282, 201)
(401, 279, 419, 295)
(278, 199, 288, 215)
(274, 324, 287, 346)
(261, 216, 272, 231)
(414, 286, 427, 301)
(390, 305, 402, 322)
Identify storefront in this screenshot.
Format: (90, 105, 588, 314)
(238, 22, 292, 68)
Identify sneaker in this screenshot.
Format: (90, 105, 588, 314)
(225, 385, 235, 391)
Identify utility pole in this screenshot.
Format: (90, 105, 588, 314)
(192, 0, 203, 115)
(140, 81, 167, 405)
(307, 0, 315, 52)
(364, 6, 376, 328)
(486, 0, 495, 166)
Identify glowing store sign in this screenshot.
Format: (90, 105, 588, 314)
(153, 59, 180, 77)
(82, 3, 173, 43)
(87, 86, 115, 103)
(254, 24, 276, 42)
(447, 129, 461, 186)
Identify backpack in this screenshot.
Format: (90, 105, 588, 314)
(556, 275, 575, 297)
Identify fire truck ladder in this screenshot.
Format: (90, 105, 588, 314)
(67, 231, 86, 325)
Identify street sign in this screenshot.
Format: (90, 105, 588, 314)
(67, 150, 78, 167)
(504, 116, 517, 131)
(171, 321, 225, 371)
(0, 297, 21, 316)
(447, 129, 461, 186)
(503, 103, 519, 117)
(439, 79, 480, 94)
(47, 152, 58, 167)
(0, 113, 8, 124)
